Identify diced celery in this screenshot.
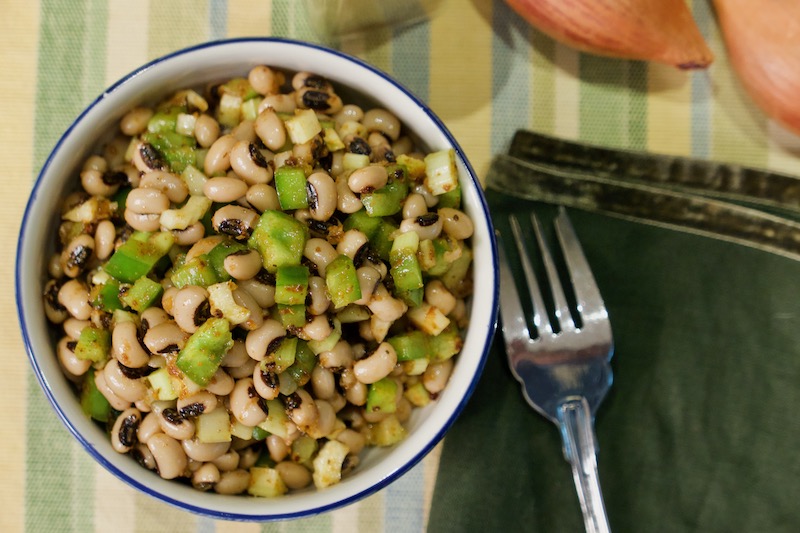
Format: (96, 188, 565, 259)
(218, 93, 243, 128)
(291, 435, 319, 466)
(208, 281, 251, 325)
(196, 406, 233, 443)
(160, 196, 212, 231)
(231, 418, 255, 440)
(424, 148, 458, 195)
(270, 336, 297, 374)
(366, 377, 398, 415)
(442, 245, 473, 295)
(285, 108, 321, 145)
(335, 304, 372, 323)
(62, 196, 115, 223)
(277, 304, 306, 328)
(407, 302, 451, 336)
(248, 467, 288, 497)
(404, 381, 432, 407)
(322, 125, 346, 151)
(307, 318, 342, 354)
(342, 152, 370, 171)
(257, 399, 291, 439)
(361, 179, 408, 218)
(146, 367, 179, 401)
(175, 113, 197, 136)
(80, 368, 112, 423)
(396, 153, 426, 181)
(241, 97, 263, 122)
(429, 323, 464, 362)
(182, 164, 208, 196)
(387, 330, 429, 361)
(312, 440, 349, 489)
(401, 357, 429, 376)
(366, 414, 407, 447)
(390, 231, 423, 292)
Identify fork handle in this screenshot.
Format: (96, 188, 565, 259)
(557, 397, 611, 533)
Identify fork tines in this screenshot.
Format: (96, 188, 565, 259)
(499, 208, 609, 343)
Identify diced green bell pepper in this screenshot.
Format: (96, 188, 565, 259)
(275, 264, 309, 306)
(387, 330, 429, 362)
(80, 368, 112, 423)
(366, 377, 398, 415)
(74, 326, 111, 364)
(91, 278, 123, 312)
(325, 254, 361, 309)
(248, 210, 308, 272)
(429, 323, 464, 362)
(176, 317, 233, 386)
(418, 237, 462, 276)
(284, 340, 316, 388)
(206, 239, 248, 281)
(390, 231, 423, 292)
(277, 304, 306, 328)
(269, 336, 297, 374)
(104, 231, 174, 283)
(170, 254, 220, 289)
(361, 178, 408, 218)
(119, 276, 163, 312)
(274, 166, 309, 210)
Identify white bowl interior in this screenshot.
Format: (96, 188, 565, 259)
(16, 38, 497, 520)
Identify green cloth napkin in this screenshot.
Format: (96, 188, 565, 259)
(429, 191, 800, 532)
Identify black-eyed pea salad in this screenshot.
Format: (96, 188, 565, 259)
(43, 65, 474, 497)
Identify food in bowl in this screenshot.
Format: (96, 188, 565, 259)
(42, 63, 474, 497)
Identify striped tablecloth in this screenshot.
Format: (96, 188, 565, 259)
(4, 1, 800, 532)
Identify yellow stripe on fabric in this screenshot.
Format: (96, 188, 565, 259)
(767, 122, 800, 175)
(0, 3, 39, 531)
(93, 468, 136, 533)
(358, 490, 385, 532)
(647, 65, 693, 156)
(421, 441, 443, 529)
(106, 0, 150, 85)
(133, 492, 198, 533)
(227, 0, 272, 37)
(428, 0, 493, 179)
(530, 30, 555, 134)
(217, 520, 261, 533)
(552, 44, 580, 140)
(707, 21, 768, 167)
(148, 0, 209, 59)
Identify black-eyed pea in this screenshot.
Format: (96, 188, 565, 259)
(227, 357, 257, 380)
(335, 174, 362, 213)
(285, 389, 319, 433)
(154, 404, 196, 441)
(302, 314, 333, 342)
(147, 433, 188, 480)
(181, 438, 230, 463)
(363, 108, 401, 141)
(57, 336, 91, 379)
(400, 213, 443, 241)
(229, 141, 273, 185)
(438, 207, 474, 240)
(347, 165, 388, 195)
(392, 135, 414, 156)
(223, 249, 262, 281)
(58, 279, 92, 320)
(275, 461, 312, 490)
(248, 65, 283, 95)
(253, 364, 280, 400)
(319, 340, 354, 371)
(131, 442, 156, 471)
(354, 266, 382, 306)
(335, 428, 366, 456)
(229, 377, 268, 426)
(238, 446, 260, 470)
(186, 235, 226, 262)
(143, 320, 188, 355)
(80, 168, 120, 197)
(412, 182, 439, 208)
(306, 171, 337, 222)
(212, 204, 259, 241)
(171, 285, 210, 334)
(213, 469, 250, 495)
(136, 411, 162, 445)
(395, 396, 412, 423)
(111, 408, 142, 454)
(402, 193, 429, 219)
(82, 154, 108, 173)
(311, 364, 336, 400)
(141, 306, 170, 329)
(203, 175, 249, 203)
(120, 107, 154, 136)
(194, 114, 221, 148)
(104, 358, 147, 403)
(111, 320, 150, 368)
(336, 229, 368, 259)
(367, 284, 408, 322)
(205, 368, 235, 396)
(62, 317, 90, 340)
(245, 183, 280, 212)
(44, 280, 68, 323)
(47, 253, 63, 280)
(204, 134, 237, 175)
(266, 435, 289, 463)
(126, 187, 170, 215)
(192, 462, 221, 491)
(221, 339, 249, 367)
(245, 318, 285, 361)
(178, 391, 218, 418)
(94, 220, 116, 260)
(425, 279, 457, 316)
(94, 369, 132, 411)
(328, 392, 347, 412)
(171, 221, 206, 246)
(353, 342, 397, 384)
(306, 399, 336, 439)
(231, 119, 257, 143)
(237, 276, 276, 309)
(124, 210, 161, 232)
(423, 358, 454, 394)
(140, 170, 189, 204)
(258, 93, 296, 114)
(212, 450, 241, 472)
(296, 86, 342, 114)
(333, 104, 364, 126)
(304, 238, 337, 277)
(307, 276, 331, 315)
(254, 108, 287, 152)
(61, 234, 94, 278)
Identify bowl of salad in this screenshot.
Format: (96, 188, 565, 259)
(16, 37, 497, 520)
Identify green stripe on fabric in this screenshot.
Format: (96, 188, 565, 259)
(133, 492, 196, 533)
(391, 21, 430, 103)
(530, 30, 556, 135)
(490, 0, 532, 155)
(28, 0, 108, 530)
(147, 0, 209, 59)
(276, 511, 333, 532)
(578, 55, 630, 148)
(270, 0, 317, 41)
(627, 61, 648, 150)
(361, 29, 393, 72)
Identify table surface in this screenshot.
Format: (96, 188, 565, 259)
(4, 1, 800, 532)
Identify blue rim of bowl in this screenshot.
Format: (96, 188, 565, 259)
(15, 36, 499, 521)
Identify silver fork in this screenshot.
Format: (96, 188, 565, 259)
(497, 207, 614, 533)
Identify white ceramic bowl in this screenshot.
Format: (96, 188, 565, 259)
(16, 38, 498, 521)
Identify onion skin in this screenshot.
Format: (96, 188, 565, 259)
(714, 0, 800, 135)
(504, 0, 713, 69)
